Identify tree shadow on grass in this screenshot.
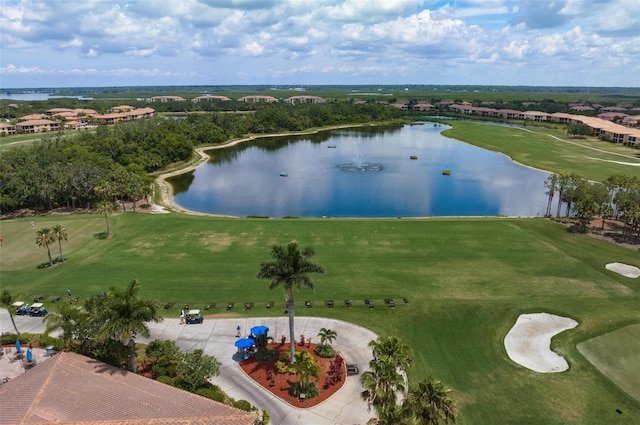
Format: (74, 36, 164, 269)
(93, 232, 109, 240)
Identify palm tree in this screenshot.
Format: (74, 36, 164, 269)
(292, 350, 320, 391)
(97, 280, 162, 372)
(361, 358, 407, 424)
(51, 224, 68, 262)
(402, 377, 457, 425)
(44, 302, 85, 349)
(35, 227, 55, 267)
(0, 288, 21, 335)
(544, 174, 559, 217)
(318, 327, 337, 347)
(361, 336, 413, 424)
(97, 200, 115, 238)
(256, 241, 324, 364)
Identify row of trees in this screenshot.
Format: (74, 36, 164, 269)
(35, 225, 69, 267)
(0, 103, 403, 214)
(361, 336, 457, 425)
(544, 173, 640, 234)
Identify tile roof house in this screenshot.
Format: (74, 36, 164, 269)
(0, 352, 258, 425)
(283, 95, 325, 104)
(146, 96, 186, 103)
(15, 119, 60, 133)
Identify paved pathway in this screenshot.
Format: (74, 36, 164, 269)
(1, 311, 376, 425)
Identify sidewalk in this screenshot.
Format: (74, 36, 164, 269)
(1, 311, 376, 425)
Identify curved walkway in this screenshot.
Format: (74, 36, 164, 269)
(1, 312, 376, 425)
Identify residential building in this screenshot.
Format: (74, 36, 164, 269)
(283, 95, 325, 104)
(146, 95, 186, 103)
(0, 351, 258, 425)
(238, 95, 278, 103)
(0, 122, 17, 135)
(15, 119, 60, 133)
(192, 95, 232, 103)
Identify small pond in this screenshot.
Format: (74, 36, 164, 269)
(170, 123, 551, 217)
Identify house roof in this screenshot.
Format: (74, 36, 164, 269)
(0, 352, 257, 425)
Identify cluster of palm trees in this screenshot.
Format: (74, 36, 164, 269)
(35, 224, 68, 267)
(361, 336, 457, 425)
(44, 279, 163, 373)
(544, 174, 640, 234)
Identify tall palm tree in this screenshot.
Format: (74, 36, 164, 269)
(0, 288, 21, 335)
(370, 336, 413, 374)
(51, 224, 68, 262)
(97, 200, 115, 238)
(544, 174, 559, 217)
(256, 241, 325, 364)
(318, 327, 337, 347)
(35, 227, 55, 267)
(98, 280, 162, 372)
(402, 377, 457, 425)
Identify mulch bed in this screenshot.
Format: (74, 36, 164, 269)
(239, 342, 346, 408)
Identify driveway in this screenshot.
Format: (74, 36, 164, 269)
(1, 311, 376, 425)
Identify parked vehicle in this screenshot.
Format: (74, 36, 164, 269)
(185, 309, 203, 324)
(13, 301, 30, 316)
(29, 302, 48, 317)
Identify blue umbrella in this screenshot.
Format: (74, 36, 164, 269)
(15, 340, 21, 353)
(234, 337, 255, 349)
(250, 325, 269, 336)
(26, 348, 33, 362)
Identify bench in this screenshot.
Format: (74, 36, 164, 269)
(346, 364, 359, 376)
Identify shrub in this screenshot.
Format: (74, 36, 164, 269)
(314, 344, 336, 358)
(288, 381, 319, 399)
(155, 375, 176, 387)
(275, 360, 289, 374)
(254, 347, 276, 362)
(233, 399, 253, 412)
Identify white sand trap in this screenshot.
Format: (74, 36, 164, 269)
(605, 262, 640, 278)
(504, 313, 578, 373)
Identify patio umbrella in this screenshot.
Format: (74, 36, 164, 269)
(250, 325, 269, 335)
(234, 337, 255, 349)
(15, 340, 21, 353)
(26, 348, 33, 362)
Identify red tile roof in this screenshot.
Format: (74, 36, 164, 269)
(0, 352, 257, 425)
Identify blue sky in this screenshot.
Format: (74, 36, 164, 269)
(1, 0, 639, 88)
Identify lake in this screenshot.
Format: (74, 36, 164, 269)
(170, 123, 552, 217)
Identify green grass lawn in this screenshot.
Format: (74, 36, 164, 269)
(442, 121, 640, 182)
(2, 212, 639, 424)
(577, 324, 640, 403)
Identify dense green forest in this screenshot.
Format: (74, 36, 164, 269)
(0, 103, 403, 213)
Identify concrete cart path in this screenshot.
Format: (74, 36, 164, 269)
(1, 311, 377, 425)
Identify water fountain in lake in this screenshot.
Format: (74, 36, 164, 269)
(338, 153, 382, 172)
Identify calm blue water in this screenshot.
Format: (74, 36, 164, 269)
(170, 124, 551, 217)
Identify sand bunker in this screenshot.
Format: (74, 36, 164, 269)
(504, 313, 578, 373)
(605, 263, 640, 278)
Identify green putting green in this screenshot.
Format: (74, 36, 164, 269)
(577, 324, 640, 402)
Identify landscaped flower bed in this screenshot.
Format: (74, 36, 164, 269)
(238, 342, 346, 408)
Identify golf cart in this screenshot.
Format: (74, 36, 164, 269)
(185, 309, 203, 324)
(13, 301, 30, 315)
(29, 303, 48, 317)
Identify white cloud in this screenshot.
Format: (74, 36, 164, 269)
(0, 0, 637, 87)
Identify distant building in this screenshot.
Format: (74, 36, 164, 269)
(146, 95, 186, 103)
(238, 95, 278, 103)
(94, 107, 155, 125)
(283, 95, 325, 104)
(191, 95, 232, 103)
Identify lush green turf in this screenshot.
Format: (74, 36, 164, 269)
(1, 212, 639, 424)
(442, 121, 640, 182)
(577, 324, 640, 403)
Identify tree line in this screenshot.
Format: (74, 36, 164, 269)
(544, 173, 640, 235)
(0, 103, 403, 214)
